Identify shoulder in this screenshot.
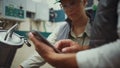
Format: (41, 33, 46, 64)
(47, 22, 68, 44)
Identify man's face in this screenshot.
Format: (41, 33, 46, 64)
(60, 0, 86, 21)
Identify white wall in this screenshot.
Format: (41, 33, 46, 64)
(35, 1, 49, 21)
(26, 0, 36, 12)
(18, 0, 65, 32)
(94, 0, 99, 5)
(46, 0, 61, 10)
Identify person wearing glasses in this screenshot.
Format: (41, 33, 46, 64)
(28, 0, 120, 68)
(19, 0, 93, 68)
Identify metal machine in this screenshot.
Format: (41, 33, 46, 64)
(0, 23, 31, 68)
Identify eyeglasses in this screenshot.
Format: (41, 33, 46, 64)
(60, 0, 82, 9)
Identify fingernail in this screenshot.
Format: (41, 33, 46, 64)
(62, 48, 67, 53)
(29, 32, 34, 38)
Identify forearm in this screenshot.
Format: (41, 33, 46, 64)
(82, 45, 90, 50)
(44, 53, 78, 68)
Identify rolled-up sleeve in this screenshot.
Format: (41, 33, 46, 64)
(20, 53, 46, 68)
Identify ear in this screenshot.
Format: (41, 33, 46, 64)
(82, 0, 87, 6)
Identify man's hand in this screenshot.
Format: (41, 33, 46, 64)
(28, 32, 55, 58)
(54, 39, 84, 53)
(55, 39, 90, 53)
(28, 32, 78, 68)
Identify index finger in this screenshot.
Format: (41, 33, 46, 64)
(54, 39, 73, 51)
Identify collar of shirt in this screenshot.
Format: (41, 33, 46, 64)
(70, 19, 91, 38)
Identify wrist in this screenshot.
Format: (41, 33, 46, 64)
(82, 45, 90, 50)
